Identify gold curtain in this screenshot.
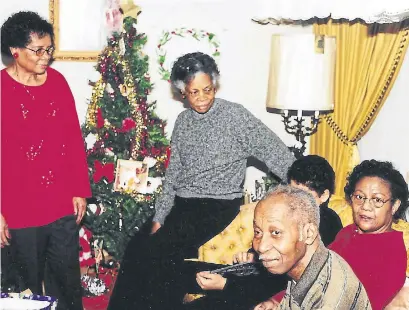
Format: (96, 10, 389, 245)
(310, 20, 409, 196)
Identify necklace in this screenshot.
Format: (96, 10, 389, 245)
(15, 70, 36, 119)
(15, 70, 36, 101)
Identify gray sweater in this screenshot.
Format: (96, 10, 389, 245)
(153, 98, 295, 224)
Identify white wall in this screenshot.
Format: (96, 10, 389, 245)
(358, 51, 409, 181)
(2, 0, 408, 195)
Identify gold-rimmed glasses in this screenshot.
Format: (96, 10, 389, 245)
(350, 194, 391, 209)
(24, 46, 55, 57)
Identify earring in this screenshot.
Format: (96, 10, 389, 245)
(182, 95, 186, 99)
(12, 52, 19, 59)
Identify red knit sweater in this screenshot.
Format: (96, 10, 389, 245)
(329, 224, 407, 310)
(1, 67, 91, 229)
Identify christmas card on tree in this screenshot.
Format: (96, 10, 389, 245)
(114, 159, 148, 193)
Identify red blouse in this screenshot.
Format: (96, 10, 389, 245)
(329, 224, 407, 310)
(1, 68, 91, 229)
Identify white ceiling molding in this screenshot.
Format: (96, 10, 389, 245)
(252, 0, 409, 24)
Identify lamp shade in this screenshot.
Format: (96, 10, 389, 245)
(266, 34, 336, 113)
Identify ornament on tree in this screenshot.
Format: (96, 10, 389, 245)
(96, 108, 105, 129)
(119, 83, 129, 97)
(119, 38, 126, 56)
(85, 133, 98, 150)
(118, 117, 136, 132)
(105, 83, 115, 96)
(104, 147, 115, 157)
(143, 156, 157, 168)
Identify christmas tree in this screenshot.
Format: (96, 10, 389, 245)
(82, 16, 170, 261)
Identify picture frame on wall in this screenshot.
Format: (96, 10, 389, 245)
(49, 0, 107, 61)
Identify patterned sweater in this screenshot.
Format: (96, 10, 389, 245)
(279, 243, 372, 310)
(153, 98, 295, 224)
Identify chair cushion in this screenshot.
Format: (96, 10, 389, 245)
(198, 203, 257, 264)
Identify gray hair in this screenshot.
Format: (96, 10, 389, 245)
(173, 72, 219, 92)
(262, 184, 320, 227)
(170, 52, 220, 93)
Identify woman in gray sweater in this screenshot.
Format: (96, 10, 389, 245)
(108, 52, 295, 310)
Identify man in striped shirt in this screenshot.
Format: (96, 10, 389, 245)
(253, 185, 372, 310)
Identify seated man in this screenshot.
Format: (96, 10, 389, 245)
(185, 155, 343, 310)
(253, 185, 371, 309)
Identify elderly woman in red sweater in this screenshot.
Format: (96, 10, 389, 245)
(329, 160, 407, 310)
(1, 11, 91, 310)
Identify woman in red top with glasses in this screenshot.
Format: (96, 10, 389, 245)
(329, 160, 407, 310)
(1, 11, 90, 310)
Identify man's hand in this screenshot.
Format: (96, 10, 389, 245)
(1, 214, 10, 247)
(73, 197, 87, 224)
(151, 221, 161, 234)
(233, 251, 255, 264)
(254, 299, 280, 310)
(196, 271, 227, 291)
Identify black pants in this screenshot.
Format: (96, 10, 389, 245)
(108, 196, 241, 310)
(3, 215, 82, 310)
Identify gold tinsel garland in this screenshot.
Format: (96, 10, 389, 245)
(86, 79, 105, 129)
(121, 56, 144, 159)
(86, 35, 144, 160)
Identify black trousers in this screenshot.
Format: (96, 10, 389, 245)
(3, 215, 82, 310)
(108, 196, 241, 310)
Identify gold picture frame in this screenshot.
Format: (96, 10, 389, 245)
(49, 0, 100, 61)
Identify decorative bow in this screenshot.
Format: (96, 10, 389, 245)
(93, 160, 115, 183)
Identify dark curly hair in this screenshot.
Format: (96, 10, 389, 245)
(1, 11, 54, 57)
(170, 52, 220, 93)
(344, 159, 408, 221)
(287, 155, 335, 196)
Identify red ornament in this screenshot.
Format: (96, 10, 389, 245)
(93, 160, 115, 183)
(12, 52, 19, 59)
(165, 146, 171, 169)
(118, 118, 136, 132)
(97, 108, 105, 129)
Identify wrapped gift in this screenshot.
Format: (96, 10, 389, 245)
(0, 292, 57, 310)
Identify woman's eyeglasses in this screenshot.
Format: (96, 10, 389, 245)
(24, 46, 55, 57)
(350, 194, 391, 208)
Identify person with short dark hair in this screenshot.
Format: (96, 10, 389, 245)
(108, 52, 295, 309)
(1, 11, 91, 310)
(253, 185, 371, 309)
(287, 155, 342, 245)
(329, 159, 408, 310)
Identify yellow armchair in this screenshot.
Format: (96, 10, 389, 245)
(198, 203, 257, 265)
